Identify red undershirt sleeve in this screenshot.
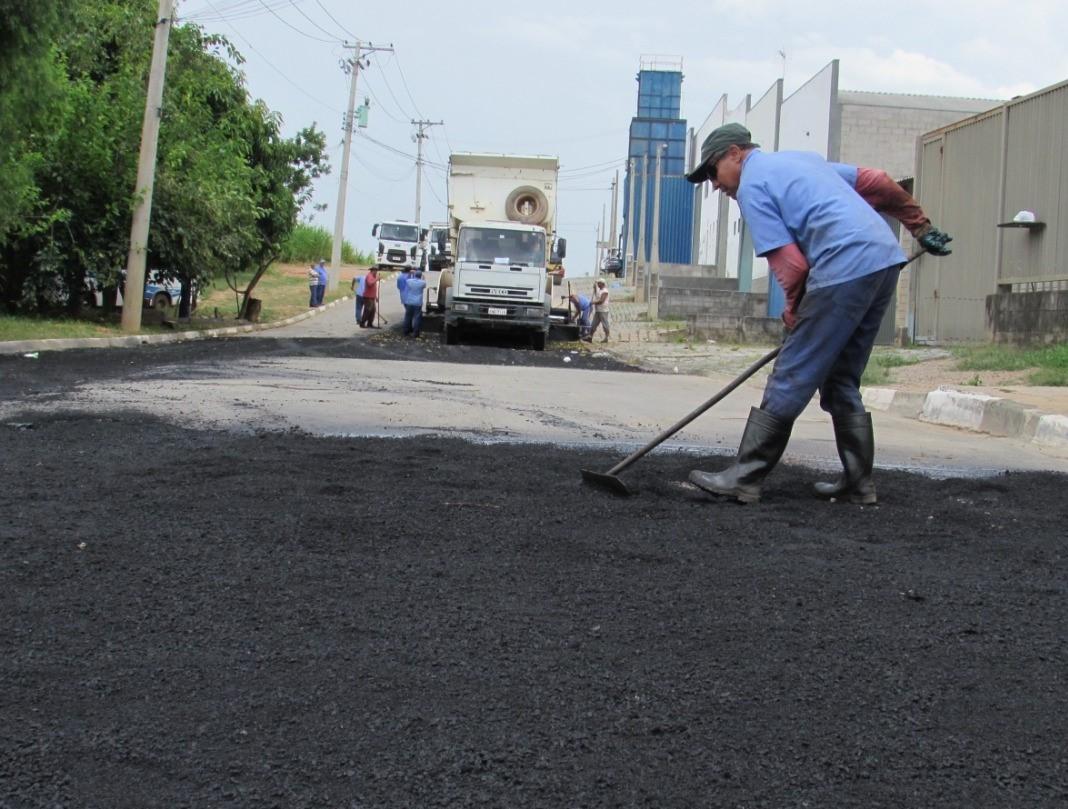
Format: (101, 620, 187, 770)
(854, 167, 931, 236)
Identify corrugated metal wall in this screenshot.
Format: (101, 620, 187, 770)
(914, 79, 1068, 342)
(622, 173, 694, 265)
(1001, 84, 1068, 285)
(914, 113, 1002, 341)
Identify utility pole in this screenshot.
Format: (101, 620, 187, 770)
(609, 170, 619, 254)
(625, 159, 637, 283)
(121, 0, 175, 333)
(636, 154, 650, 299)
(411, 119, 444, 225)
(331, 40, 392, 291)
(648, 143, 665, 307)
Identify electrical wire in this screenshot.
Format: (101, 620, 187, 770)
(392, 53, 425, 120)
(372, 54, 415, 121)
(560, 157, 627, 174)
(252, 0, 339, 44)
(183, 0, 302, 23)
(287, 0, 347, 42)
(313, 0, 360, 41)
(351, 149, 415, 183)
(198, 0, 343, 113)
(360, 73, 410, 124)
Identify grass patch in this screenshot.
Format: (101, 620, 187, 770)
(953, 343, 1068, 386)
(0, 315, 128, 341)
(861, 351, 922, 386)
(1, 262, 374, 342)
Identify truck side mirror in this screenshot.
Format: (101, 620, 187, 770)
(371, 224, 379, 237)
(556, 238, 567, 259)
(437, 232, 447, 253)
(420, 228, 429, 241)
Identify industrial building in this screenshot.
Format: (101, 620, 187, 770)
(621, 56, 694, 288)
(684, 59, 998, 342)
(912, 77, 1068, 344)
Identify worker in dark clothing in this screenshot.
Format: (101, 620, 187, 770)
(684, 123, 952, 505)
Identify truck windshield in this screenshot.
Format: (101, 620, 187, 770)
(380, 223, 419, 242)
(457, 228, 545, 266)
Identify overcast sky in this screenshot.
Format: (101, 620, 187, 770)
(179, 0, 1068, 272)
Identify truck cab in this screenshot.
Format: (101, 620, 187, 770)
(442, 222, 564, 350)
(372, 220, 425, 272)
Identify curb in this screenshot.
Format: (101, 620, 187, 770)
(863, 385, 1068, 451)
(0, 297, 352, 356)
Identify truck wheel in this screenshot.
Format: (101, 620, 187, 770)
(531, 331, 547, 351)
(505, 185, 550, 226)
(443, 322, 460, 346)
(152, 292, 169, 310)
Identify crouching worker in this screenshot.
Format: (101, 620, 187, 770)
(683, 123, 952, 504)
(568, 292, 592, 341)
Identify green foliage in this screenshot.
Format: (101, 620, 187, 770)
(861, 352, 921, 385)
(280, 224, 372, 265)
(0, 0, 62, 251)
(953, 343, 1068, 386)
(0, 0, 330, 317)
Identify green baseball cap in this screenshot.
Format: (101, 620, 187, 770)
(686, 123, 759, 184)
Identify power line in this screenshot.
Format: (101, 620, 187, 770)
(287, 0, 346, 41)
(311, 0, 358, 40)
(359, 74, 409, 124)
(392, 52, 425, 120)
(372, 54, 415, 120)
(182, 0, 296, 22)
(200, 0, 342, 112)
(253, 0, 339, 43)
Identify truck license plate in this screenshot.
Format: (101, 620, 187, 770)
(488, 307, 508, 316)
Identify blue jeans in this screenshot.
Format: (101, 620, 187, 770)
(355, 296, 364, 321)
(761, 264, 902, 421)
(403, 304, 423, 336)
(314, 284, 326, 306)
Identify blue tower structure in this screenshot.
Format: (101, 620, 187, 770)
(622, 56, 693, 268)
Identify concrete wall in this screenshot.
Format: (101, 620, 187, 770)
(838, 91, 997, 179)
(778, 61, 838, 155)
(745, 81, 783, 285)
(723, 96, 751, 280)
(692, 96, 727, 267)
(987, 290, 1068, 345)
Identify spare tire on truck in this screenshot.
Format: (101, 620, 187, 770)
(505, 185, 550, 226)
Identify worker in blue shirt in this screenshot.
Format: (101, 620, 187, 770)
(568, 293, 592, 341)
(350, 272, 367, 321)
(314, 259, 328, 306)
(684, 123, 952, 505)
(401, 270, 427, 338)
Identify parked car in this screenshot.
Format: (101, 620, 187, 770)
(601, 253, 624, 277)
(84, 270, 189, 309)
(141, 270, 184, 309)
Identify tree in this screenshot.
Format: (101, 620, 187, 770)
(0, 0, 329, 317)
(0, 0, 62, 254)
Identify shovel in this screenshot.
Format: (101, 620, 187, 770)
(581, 345, 781, 496)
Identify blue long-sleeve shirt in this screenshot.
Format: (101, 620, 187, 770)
(401, 275, 426, 307)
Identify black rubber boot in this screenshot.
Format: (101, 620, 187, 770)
(689, 407, 793, 504)
(814, 411, 877, 504)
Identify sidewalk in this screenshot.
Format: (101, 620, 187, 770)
(598, 285, 1068, 451)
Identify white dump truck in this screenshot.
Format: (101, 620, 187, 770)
(437, 153, 566, 350)
(371, 220, 425, 273)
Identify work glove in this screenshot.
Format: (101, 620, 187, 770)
(916, 224, 953, 256)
